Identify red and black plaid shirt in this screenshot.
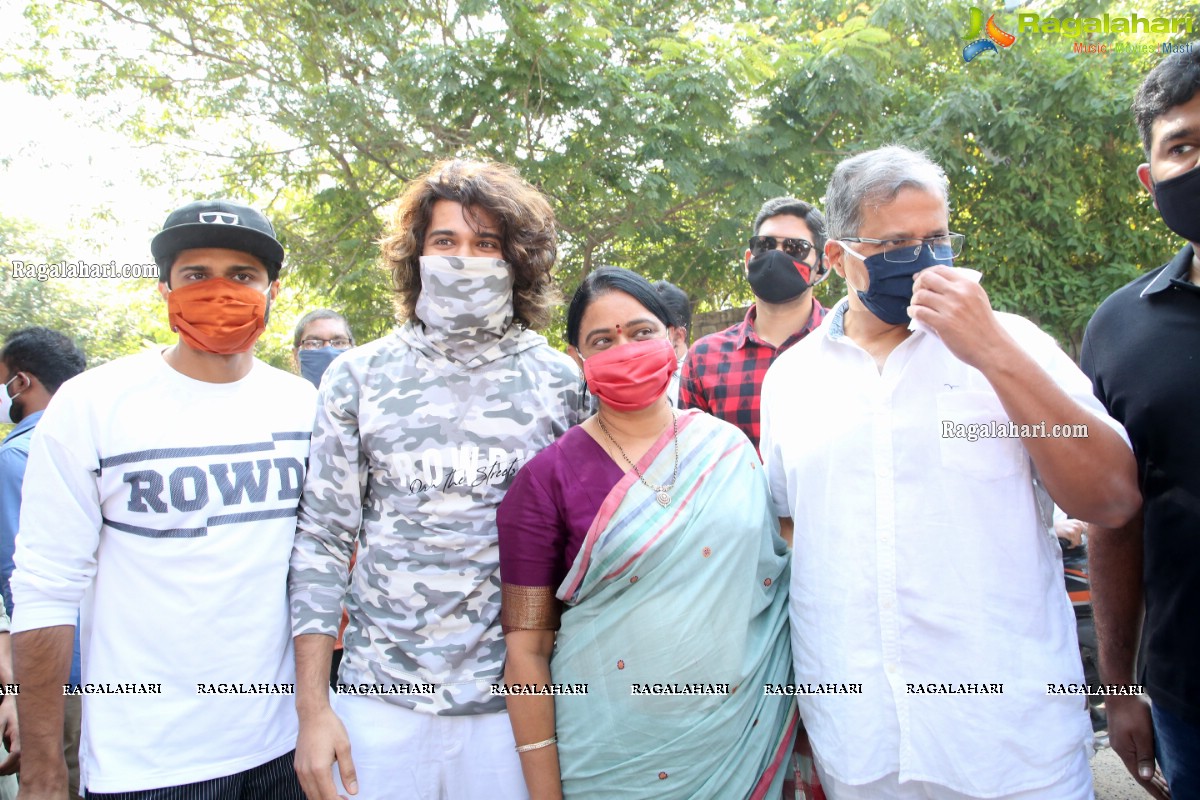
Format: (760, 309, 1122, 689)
(679, 299, 827, 451)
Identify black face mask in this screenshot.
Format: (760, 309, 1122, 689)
(1154, 165, 1200, 243)
(746, 249, 824, 303)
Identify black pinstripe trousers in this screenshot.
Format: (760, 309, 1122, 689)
(86, 750, 304, 800)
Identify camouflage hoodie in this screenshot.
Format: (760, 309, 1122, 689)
(289, 316, 585, 715)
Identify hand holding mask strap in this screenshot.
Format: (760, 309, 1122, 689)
(851, 246, 952, 326)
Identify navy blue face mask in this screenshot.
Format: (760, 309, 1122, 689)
(847, 243, 954, 325)
(299, 347, 347, 388)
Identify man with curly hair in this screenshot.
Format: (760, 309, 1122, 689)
(290, 160, 585, 800)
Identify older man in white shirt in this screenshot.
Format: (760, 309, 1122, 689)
(760, 145, 1140, 800)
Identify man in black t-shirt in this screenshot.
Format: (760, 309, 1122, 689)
(1081, 45, 1200, 800)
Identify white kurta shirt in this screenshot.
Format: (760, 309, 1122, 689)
(761, 300, 1125, 796)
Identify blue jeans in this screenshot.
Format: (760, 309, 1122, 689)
(1153, 702, 1200, 799)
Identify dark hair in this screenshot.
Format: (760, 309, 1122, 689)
(1, 327, 86, 394)
(752, 197, 827, 253)
(292, 309, 354, 349)
(1134, 44, 1200, 157)
(652, 280, 691, 336)
(380, 159, 561, 330)
(566, 267, 674, 348)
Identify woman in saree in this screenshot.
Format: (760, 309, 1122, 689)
(497, 267, 796, 799)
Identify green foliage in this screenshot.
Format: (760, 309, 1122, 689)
(0, 213, 172, 365)
(7, 0, 1192, 355)
(756, 0, 1181, 353)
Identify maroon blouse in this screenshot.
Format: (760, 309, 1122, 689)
(497, 425, 624, 589)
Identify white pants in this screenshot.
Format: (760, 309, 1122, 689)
(332, 693, 528, 800)
(816, 744, 1093, 800)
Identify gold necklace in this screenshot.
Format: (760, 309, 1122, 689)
(595, 410, 679, 507)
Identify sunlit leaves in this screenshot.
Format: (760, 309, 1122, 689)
(8, 0, 1183, 352)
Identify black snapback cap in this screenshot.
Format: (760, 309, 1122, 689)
(151, 199, 285, 274)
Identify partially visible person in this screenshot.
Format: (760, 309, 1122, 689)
(652, 279, 690, 406)
(1054, 510, 1087, 550)
(498, 266, 795, 799)
(290, 160, 585, 800)
(0, 599, 18, 798)
(763, 145, 1139, 799)
(291, 309, 357, 685)
(0, 327, 86, 800)
(680, 197, 829, 450)
(11, 199, 315, 798)
(1081, 43, 1200, 800)
(1052, 506, 1107, 735)
(0, 328, 87, 618)
(292, 309, 355, 389)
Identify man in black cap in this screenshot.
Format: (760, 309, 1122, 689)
(11, 200, 315, 799)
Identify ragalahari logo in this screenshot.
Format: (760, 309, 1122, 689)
(963, 7, 1017, 62)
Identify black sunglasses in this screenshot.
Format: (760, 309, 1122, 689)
(748, 235, 816, 261)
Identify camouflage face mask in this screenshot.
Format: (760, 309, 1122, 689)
(416, 255, 514, 343)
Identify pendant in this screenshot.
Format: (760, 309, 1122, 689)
(656, 490, 671, 507)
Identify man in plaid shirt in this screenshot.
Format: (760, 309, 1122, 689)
(680, 197, 829, 451)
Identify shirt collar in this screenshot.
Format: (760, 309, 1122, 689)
(825, 299, 930, 348)
(828, 299, 850, 340)
(2, 409, 43, 443)
(739, 299, 827, 350)
(734, 306, 760, 349)
(1140, 244, 1197, 297)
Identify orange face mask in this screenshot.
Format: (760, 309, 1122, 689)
(167, 277, 269, 355)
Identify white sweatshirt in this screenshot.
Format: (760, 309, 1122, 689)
(11, 349, 316, 792)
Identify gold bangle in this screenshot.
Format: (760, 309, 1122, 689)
(514, 736, 557, 753)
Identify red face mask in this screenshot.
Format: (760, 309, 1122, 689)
(582, 338, 677, 412)
(167, 277, 269, 355)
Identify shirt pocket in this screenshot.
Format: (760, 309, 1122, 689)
(936, 390, 1027, 481)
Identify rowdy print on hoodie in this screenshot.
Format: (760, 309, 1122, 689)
(289, 313, 585, 715)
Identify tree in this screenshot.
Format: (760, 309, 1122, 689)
(756, 0, 1182, 352)
(2, 212, 176, 365)
(17, 0, 794, 333)
(10, 0, 1190, 351)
